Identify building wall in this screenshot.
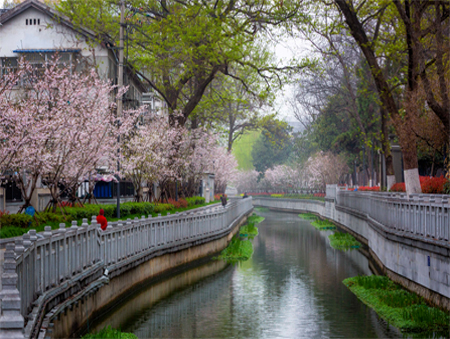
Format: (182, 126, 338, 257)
(0, 7, 111, 79)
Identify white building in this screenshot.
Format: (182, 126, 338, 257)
(0, 0, 146, 109)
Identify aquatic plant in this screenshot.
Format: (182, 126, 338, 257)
(81, 326, 137, 339)
(311, 219, 336, 230)
(328, 232, 361, 250)
(247, 214, 265, 224)
(343, 276, 450, 334)
(254, 207, 269, 212)
(298, 213, 317, 220)
(216, 236, 254, 263)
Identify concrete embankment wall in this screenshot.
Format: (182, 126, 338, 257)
(253, 197, 450, 312)
(49, 209, 250, 338)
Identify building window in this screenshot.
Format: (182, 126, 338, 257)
(38, 19, 40, 25)
(26, 19, 28, 25)
(0, 57, 18, 76)
(34, 19, 36, 25)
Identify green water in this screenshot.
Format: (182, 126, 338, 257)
(86, 210, 443, 338)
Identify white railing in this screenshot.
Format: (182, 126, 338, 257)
(335, 191, 450, 241)
(1, 198, 253, 338)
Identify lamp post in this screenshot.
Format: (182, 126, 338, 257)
(116, 1, 125, 218)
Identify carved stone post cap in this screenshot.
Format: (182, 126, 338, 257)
(14, 239, 24, 255)
(59, 223, 66, 233)
(43, 226, 52, 238)
(71, 221, 78, 228)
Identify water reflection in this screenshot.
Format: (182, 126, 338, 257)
(89, 210, 409, 338)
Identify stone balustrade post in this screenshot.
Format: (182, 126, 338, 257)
(59, 223, 66, 234)
(43, 226, 52, 238)
(14, 239, 24, 257)
(22, 234, 31, 250)
(28, 230, 37, 243)
(0, 243, 25, 339)
(71, 221, 78, 229)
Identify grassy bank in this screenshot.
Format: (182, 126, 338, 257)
(328, 232, 361, 250)
(215, 213, 264, 263)
(0, 200, 219, 239)
(81, 326, 137, 339)
(343, 275, 449, 334)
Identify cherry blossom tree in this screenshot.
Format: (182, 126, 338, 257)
(305, 151, 348, 191)
(232, 170, 259, 193)
(0, 58, 138, 212)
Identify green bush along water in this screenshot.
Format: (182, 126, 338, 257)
(343, 275, 450, 334)
(81, 326, 137, 339)
(215, 213, 264, 264)
(310, 219, 336, 230)
(328, 232, 361, 250)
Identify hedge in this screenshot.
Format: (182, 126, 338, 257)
(185, 196, 206, 206)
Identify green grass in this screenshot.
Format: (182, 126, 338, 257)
(343, 275, 450, 334)
(215, 236, 254, 264)
(232, 130, 261, 170)
(81, 326, 137, 339)
(310, 219, 336, 230)
(298, 213, 317, 220)
(282, 194, 325, 202)
(328, 232, 361, 250)
(0, 201, 220, 239)
(214, 214, 261, 264)
(247, 214, 265, 225)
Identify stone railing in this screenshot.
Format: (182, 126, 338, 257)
(335, 191, 450, 242)
(0, 198, 253, 339)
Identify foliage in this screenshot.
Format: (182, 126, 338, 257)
(0, 225, 27, 239)
(358, 186, 380, 191)
(232, 130, 261, 170)
(0, 213, 32, 228)
(390, 176, 448, 193)
(185, 196, 205, 206)
(298, 213, 318, 220)
(251, 117, 293, 175)
(153, 204, 175, 214)
(57, 0, 306, 124)
(214, 194, 227, 201)
(246, 214, 265, 225)
(344, 276, 449, 334)
(81, 326, 137, 339)
(216, 236, 254, 264)
(254, 207, 269, 212)
(328, 232, 361, 250)
(311, 219, 336, 230)
(167, 198, 188, 209)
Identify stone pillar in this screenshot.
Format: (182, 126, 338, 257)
(0, 243, 24, 339)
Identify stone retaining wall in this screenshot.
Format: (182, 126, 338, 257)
(253, 196, 450, 312)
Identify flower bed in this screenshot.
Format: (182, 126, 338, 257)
(390, 176, 448, 193)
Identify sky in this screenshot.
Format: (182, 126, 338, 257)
(272, 36, 312, 124)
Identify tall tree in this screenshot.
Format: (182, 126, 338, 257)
(58, 0, 307, 126)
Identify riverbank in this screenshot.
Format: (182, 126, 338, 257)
(343, 275, 449, 335)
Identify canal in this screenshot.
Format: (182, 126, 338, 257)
(85, 210, 403, 338)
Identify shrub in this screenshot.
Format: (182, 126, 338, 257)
(214, 194, 227, 201)
(34, 212, 68, 226)
(358, 186, 380, 192)
(270, 194, 284, 198)
(153, 203, 174, 213)
(122, 202, 154, 215)
(0, 213, 33, 228)
(81, 326, 137, 339)
(0, 226, 27, 239)
(167, 198, 188, 209)
(185, 196, 205, 206)
(390, 176, 447, 193)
